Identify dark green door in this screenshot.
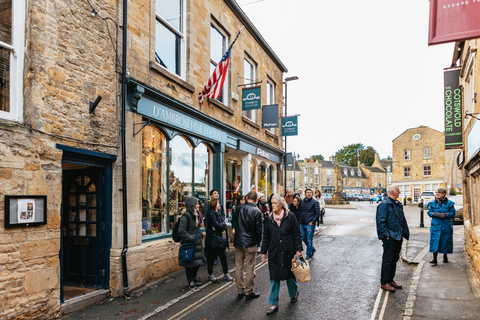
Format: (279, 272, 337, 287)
(62, 168, 105, 287)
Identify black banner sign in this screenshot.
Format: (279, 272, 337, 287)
(444, 69, 463, 149)
(262, 104, 279, 128)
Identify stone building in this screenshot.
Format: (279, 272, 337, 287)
(286, 160, 301, 191)
(338, 162, 367, 195)
(371, 153, 392, 187)
(295, 158, 322, 191)
(360, 166, 386, 194)
(0, 0, 287, 318)
(392, 126, 446, 203)
(451, 39, 480, 281)
(319, 160, 335, 194)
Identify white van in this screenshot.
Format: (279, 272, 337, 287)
(420, 191, 435, 208)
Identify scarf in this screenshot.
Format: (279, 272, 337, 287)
(273, 209, 284, 227)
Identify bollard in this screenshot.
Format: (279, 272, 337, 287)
(320, 209, 324, 224)
(419, 200, 424, 227)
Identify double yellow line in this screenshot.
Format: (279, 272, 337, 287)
(167, 261, 269, 320)
(370, 289, 389, 320)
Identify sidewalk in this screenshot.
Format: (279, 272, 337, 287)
(403, 226, 480, 319)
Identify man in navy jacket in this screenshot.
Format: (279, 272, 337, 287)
(376, 185, 410, 292)
(299, 188, 320, 261)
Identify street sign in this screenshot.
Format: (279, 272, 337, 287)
(282, 116, 298, 136)
(242, 86, 261, 110)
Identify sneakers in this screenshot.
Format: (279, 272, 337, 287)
(305, 256, 312, 262)
(193, 277, 202, 286)
(223, 273, 234, 281)
(266, 305, 278, 314)
(245, 292, 260, 300)
(189, 281, 197, 289)
(208, 274, 218, 282)
(311, 249, 316, 258)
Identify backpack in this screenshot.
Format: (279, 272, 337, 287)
(172, 215, 189, 242)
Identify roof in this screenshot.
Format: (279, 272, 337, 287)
(224, 0, 288, 73)
(392, 125, 444, 142)
(362, 166, 386, 173)
(339, 166, 367, 179)
(318, 160, 335, 168)
(379, 159, 392, 168)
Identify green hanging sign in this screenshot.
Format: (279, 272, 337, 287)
(282, 116, 298, 136)
(242, 86, 261, 110)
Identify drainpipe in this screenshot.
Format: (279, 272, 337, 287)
(121, 0, 130, 298)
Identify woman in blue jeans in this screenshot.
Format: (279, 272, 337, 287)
(261, 194, 303, 314)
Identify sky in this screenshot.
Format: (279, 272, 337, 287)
(237, 0, 454, 161)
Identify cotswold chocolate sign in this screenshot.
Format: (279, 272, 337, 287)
(444, 68, 462, 149)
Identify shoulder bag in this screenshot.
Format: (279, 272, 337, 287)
(180, 224, 200, 262)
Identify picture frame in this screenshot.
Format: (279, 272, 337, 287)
(4, 195, 47, 228)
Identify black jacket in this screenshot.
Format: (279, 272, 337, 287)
(261, 211, 303, 281)
(299, 197, 320, 225)
(288, 202, 301, 223)
(233, 202, 262, 249)
(177, 197, 205, 268)
(205, 208, 226, 248)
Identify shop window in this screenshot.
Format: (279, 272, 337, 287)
(142, 126, 168, 236)
(403, 166, 411, 178)
(210, 24, 227, 104)
(155, 0, 185, 77)
(250, 161, 256, 191)
(423, 147, 431, 159)
(257, 162, 267, 194)
(423, 165, 431, 177)
(268, 165, 275, 196)
(0, 0, 24, 121)
(169, 135, 192, 227)
(226, 158, 242, 220)
(194, 143, 211, 208)
(243, 57, 257, 122)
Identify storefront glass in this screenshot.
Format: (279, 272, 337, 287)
(225, 160, 242, 221)
(142, 126, 167, 236)
(268, 165, 274, 196)
(194, 143, 210, 207)
(250, 161, 256, 191)
(257, 162, 267, 194)
(169, 135, 192, 227)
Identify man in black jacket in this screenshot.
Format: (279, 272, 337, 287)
(234, 190, 262, 300)
(299, 188, 320, 261)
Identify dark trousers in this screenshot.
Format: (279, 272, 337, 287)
(206, 245, 228, 275)
(381, 238, 402, 285)
(185, 266, 200, 283)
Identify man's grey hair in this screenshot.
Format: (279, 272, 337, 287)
(272, 194, 289, 214)
(387, 185, 399, 196)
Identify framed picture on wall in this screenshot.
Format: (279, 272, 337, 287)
(4, 195, 47, 228)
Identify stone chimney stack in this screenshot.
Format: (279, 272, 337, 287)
(309, 158, 314, 163)
(329, 156, 334, 162)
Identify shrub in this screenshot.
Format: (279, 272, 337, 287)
(449, 188, 456, 196)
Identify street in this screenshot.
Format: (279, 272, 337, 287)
(65, 202, 437, 320)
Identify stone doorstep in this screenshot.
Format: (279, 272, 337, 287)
(60, 289, 110, 316)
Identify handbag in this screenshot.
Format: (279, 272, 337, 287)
(180, 225, 200, 263)
(291, 256, 311, 283)
(211, 234, 227, 249)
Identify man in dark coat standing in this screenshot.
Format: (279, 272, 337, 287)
(376, 185, 410, 292)
(299, 188, 320, 261)
(234, 191, 263, 300)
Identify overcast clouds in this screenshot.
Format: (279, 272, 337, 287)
(238, 0, 454, 160)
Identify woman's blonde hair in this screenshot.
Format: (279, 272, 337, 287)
(271, 194, 289, 214)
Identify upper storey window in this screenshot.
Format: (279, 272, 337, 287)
(155, 0, 185, 78)
(210, 24, 227, 104)
(243, 57, 257, 122)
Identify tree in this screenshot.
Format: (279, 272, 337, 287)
(384, 156, 392, 161)
(311, 154, 324, 161)
(359, 146, 377, 166)
(334, 143, 364, 167)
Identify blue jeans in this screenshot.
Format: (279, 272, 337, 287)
(267, 278, 298, 305)
(300, 224, 316, 257)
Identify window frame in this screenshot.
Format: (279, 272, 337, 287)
(243, 55, 257, 122)
(0, 0, 25, 122)
(423, 164, 431, 177)
(403, 166, 411, 178)
(266, 79, 275, 133)
(154, 0, 186, 79)
(209, 23, 228, 105)
(404, 149, 411, 161)
(423, 147, 431, 159)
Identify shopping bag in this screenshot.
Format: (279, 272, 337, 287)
(291, 256, 311, 283)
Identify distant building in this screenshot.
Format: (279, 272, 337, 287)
(361, 166, 386, 194)
(319, 159, 335, 194)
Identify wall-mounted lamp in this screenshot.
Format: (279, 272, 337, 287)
(89, 95, 102, 114)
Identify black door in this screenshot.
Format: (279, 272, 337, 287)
(62, 167, 105, 287)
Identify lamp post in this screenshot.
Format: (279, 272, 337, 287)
(283, 76, 299, 191)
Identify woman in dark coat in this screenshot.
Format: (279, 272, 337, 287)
(261, 194, 303, 314)
(288, 197, 301, 223)
(205, 199, 233, 282)
(178, 197, 205, 289)
(427, 187, 456, 265)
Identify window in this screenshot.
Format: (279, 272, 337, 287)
(404, 150, 411, 161)
(423, 165, 431, 177)
(268, 165, 275, 195)
(210, 24, 227, 104)
(266, 80, 275, 133)
(327, 170, 332, 176)
(375, 181, 378, 187)
(243, 57, 256, 121)
(315, 177, 319, 184)
(0, 0, 25, 121)
(387, 165, 391, 173)
(326, 178, 332, 186)
(380, 173, 383, 178)
(423, 147, 431, 159)
(314, 167, 319, 175)
(155, 0, 185, 77)
(374, 173, 377, 178)
(403, 166, 411, 178)
(304, 177, 308, 184)
(346, 180, 349, 187)
(304, 167, 308, 174)
(194, 144, 211, 206)
(257, 163, 267, 194)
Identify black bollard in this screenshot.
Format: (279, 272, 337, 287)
(419, 200, 424, 228)
(320, 209, 324, 224)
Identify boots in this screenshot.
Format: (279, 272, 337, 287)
(430, 252, 438, 265)
(443, 254, 448, 263)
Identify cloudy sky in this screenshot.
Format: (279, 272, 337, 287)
(237, 0, 454, 160)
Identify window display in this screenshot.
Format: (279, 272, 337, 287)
(194, 143, 210, 208)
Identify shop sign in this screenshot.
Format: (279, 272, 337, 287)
(429, 0, 480, 45)
(242, 86, 261, 110)
(281, 116, 298, 136)
(262, 104, 279, 128)
(444, 69, 462, 149)
(137, 97, 227, 143)
(256, 148, 270, 159)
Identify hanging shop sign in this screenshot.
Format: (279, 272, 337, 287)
(137, 96, 228, 143)
(281, 116, 298, 136)
(444, 68, 462, 149)
(429, 0, 480, 45)
(262, 104, 279, 128)
(242, 86, 261, 110)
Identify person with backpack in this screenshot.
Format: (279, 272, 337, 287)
(176, 197, 206, 289)
(205, 199, 233, 282)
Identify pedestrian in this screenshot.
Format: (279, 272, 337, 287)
(288, 197, 301, 223)
(314, 189, 326, 224)
(369, 194, 374, 205)
(299, 188, 320, 261)
(377, 194, 382, 203)
(376, 185, 410, 292)
(297, 189, 305, 200)
(234, 190, 263, 300)
(207, 189, 225, 265)
(261, 194, 303, 314)
(257, 192, 270, 253)
(177, 197, 206, 289)
(427, 187, 456, 265)
(284, 188, 294, 205)
(231, 194, 246, 233)
(205, 199, 234, 282)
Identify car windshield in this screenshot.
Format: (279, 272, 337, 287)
(422, 192, 434, 196)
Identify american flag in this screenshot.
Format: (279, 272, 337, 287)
(198, 30, 241, 104)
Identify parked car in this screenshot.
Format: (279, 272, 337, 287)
(419, 191, 435, 208)
(346, 194, 362, 201)
(323, 193, 333, 200)
(361, 194, 371, 201)
(453, 207, 464, 225)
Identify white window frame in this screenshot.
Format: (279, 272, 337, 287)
(0, 0, 25, 122)
(404, 149, 411, 161)
(403, 166, 411, 178)
(266, 79, 275, 133)
(423, 165, 431, 177)
(327, 178, 331, 186)
(210, 23, 228, 105)
(423, 147, 431, 159)
(243, 56, 256, 122)
(327, 170, 331, 176)
(154, 0, 186, 79)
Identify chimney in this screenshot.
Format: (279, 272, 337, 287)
(374, 153, 380, 163)
(309, 158, 314, 163)
(329, 156, 333, 162)
(304, 158, 308, 162)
